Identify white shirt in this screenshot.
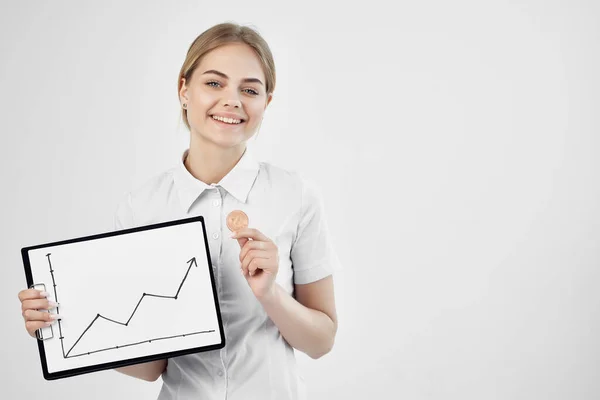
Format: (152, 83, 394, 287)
(113, 147, 341, 400)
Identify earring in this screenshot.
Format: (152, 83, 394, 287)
(183, 103, 187, 109)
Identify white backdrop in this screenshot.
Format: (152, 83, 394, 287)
(2, 1, 599, 399)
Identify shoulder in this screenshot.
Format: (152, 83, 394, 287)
(256, 160, 320, 199)
(128, 167, 177, 204)
(254, 161, 329, 229)
(114, 167, 178, 229)
(257, 160, 301, 184)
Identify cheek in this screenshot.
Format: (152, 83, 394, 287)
(246, 103, 265, 125)
(198, 97, 214, 114)
(191, 89, 215, 114)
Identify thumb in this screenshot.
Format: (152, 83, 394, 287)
(236, 237, 249, 248)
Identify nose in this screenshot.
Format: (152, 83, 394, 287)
(224, 99, 241, 108)
(222, 88, 242, 108)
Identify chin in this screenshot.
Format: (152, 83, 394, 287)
(199, 131, 251, 149)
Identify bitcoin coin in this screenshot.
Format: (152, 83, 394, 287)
(226, 210, 249, 232)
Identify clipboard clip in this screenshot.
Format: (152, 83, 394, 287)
(29, 283, 54, 341)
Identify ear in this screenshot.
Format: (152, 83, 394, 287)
(265, 92, 273, 109)
(179, 77, 189, 104)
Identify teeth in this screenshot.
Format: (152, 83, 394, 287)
(212, 115, 242, 124)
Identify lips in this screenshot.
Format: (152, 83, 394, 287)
(211, 117, 245, 129)
(210, 113, 245, 125)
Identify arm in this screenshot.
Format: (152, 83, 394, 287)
(115, 359, 167, 382)
(235, 177, 340, 358)
(257, 276, 337, 359)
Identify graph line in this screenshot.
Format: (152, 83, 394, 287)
(45, 254, 215, 359)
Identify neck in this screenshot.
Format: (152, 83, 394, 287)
(184, 137, 246, 185)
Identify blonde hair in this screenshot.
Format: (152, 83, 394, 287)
(178, 22, 276, 131)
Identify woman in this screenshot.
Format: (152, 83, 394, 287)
(17, 22, 340, 399)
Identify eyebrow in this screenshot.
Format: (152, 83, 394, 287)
(201, 69, 264, 86)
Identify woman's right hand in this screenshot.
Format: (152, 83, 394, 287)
(18, 289, 61, 338)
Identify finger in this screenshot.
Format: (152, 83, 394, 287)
(241, 251, 269, 276)
(25, 320, 55, 338)
(18, 289, 49, 302)
(22, 299, 59, 313)
(232, 228, 270, 242)
(236, 237, 249, 249)
(248, 258, 273, 276)
(22, 309, 62, 323)
(241, 252, 270, 276)
(248, 258, 263, 276)
(241, 249, 269, 271)
(240, 239, 273, 262)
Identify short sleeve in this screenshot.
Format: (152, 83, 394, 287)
(114, 192, 135, 231)
(290, 178, 342, 285)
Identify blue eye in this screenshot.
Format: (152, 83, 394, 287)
(206, 80, 258, 96)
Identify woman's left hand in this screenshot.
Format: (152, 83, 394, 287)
(232, 228, 279, 300)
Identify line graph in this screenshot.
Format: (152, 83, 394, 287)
(45, 253, 215, 359)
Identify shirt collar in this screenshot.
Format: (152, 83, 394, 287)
(173, 147, 260, 213)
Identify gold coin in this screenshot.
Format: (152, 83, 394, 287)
(226, 210, 249, 232)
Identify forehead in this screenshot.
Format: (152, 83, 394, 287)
(196, 42, 265, 81)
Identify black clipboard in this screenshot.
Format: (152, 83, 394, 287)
(21, 216, 225, 380)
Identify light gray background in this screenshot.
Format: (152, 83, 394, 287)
(2, 1, 599, 399)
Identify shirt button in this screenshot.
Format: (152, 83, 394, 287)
(217, 369, 224, 377)
(212, 199, 221, 207)
(212, 232, 220, 240)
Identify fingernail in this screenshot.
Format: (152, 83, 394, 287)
(50, 314, 62, 320)
(39, 291, 50, 298)
(44, 321, 53, 327)
(230, 232, 237, 238)
(48, 301, 59, 308)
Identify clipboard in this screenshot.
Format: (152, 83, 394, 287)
(21, 216, 225, 380)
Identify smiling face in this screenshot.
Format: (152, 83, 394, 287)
(179, 42, 272, 152)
